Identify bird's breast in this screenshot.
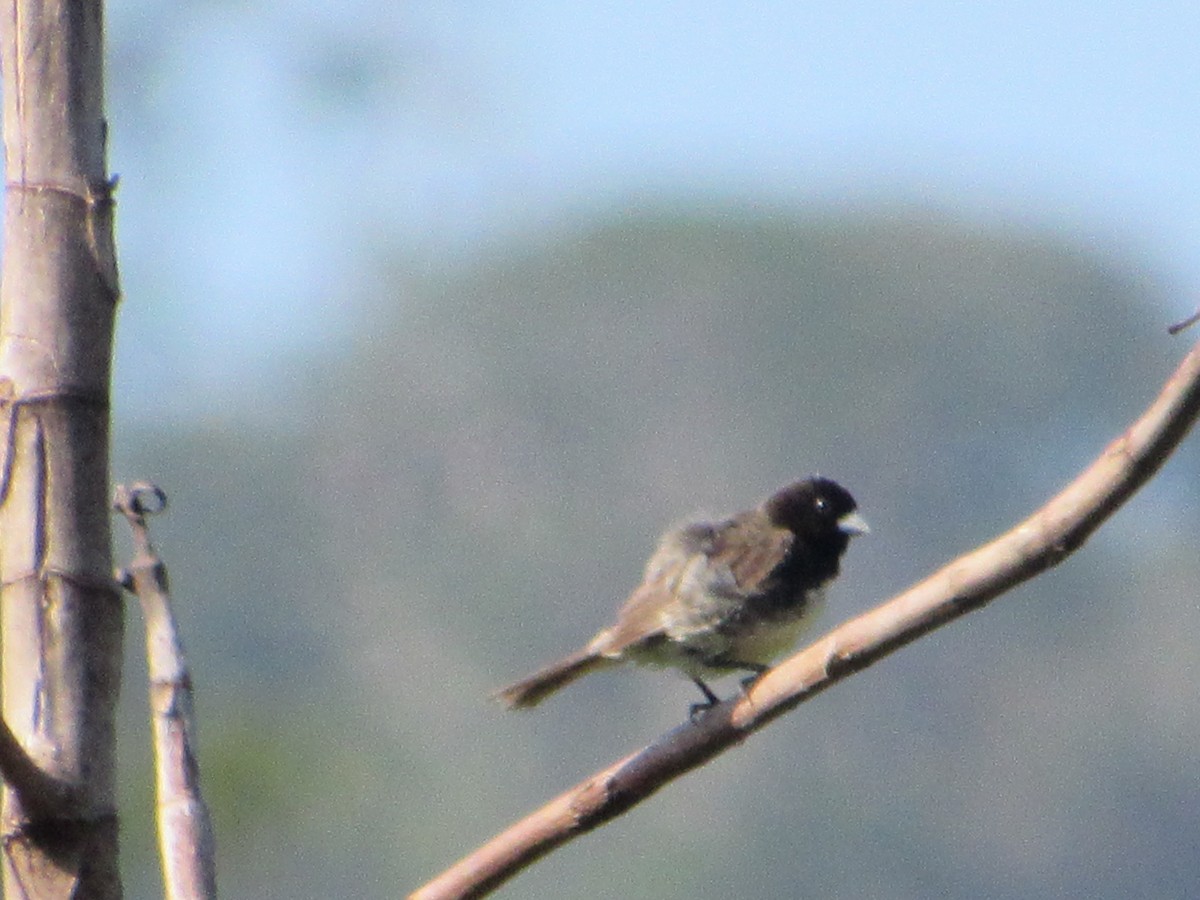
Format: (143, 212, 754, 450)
(721, 592, 825, 666)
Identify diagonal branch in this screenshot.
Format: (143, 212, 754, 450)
(1170, 307, 1200, 335)
(411, 337, 1200, 900)
(115, 483, 218, 900)
(0, 714, 80, 818)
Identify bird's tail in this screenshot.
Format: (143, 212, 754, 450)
(493, 649, 616, 709)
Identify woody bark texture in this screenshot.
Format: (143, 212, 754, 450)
(0, 0, 123, 896)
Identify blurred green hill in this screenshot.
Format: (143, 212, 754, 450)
(114, 203, 1200, 899)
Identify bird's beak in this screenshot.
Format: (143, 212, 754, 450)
(837, 511, 870, 536)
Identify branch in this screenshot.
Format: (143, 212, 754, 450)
(115, 483, 218, 900)
(1169, 307, 1200, 335)
(411, 337, 1200, 900)
(0, 0, 122, 892)
(0, 715, 80, 818)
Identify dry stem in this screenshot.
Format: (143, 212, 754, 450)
(115, 483, 218, 900)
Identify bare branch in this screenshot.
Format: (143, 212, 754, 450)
(411, 338, 1200, 900)
(0, 716, 80, 818)
(1169, 307, 1200, 335)
(115, 483, 218, 900)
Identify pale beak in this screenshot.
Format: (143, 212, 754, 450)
(837, 511, 871, 536)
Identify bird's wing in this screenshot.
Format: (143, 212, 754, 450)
(587, 521, 715, 656)
(586, 575, 676, 657)
(588, 514, 792, 656)
(712, 514, 794, 595)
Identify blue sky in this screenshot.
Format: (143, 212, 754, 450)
(106, 1, 1200, 420)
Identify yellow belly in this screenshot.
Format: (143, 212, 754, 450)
(724, 611, 818, 666)
(622, 590, 825, 677)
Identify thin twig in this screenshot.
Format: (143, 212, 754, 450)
(411, 338, 1200, 900)
(1169, 307, 1200, 335)
(115, 483, 218, 900)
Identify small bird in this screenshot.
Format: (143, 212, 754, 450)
(495, 477, 867, 711)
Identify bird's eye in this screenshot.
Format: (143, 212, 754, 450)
(814, 496, 828, 513)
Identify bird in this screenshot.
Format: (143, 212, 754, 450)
(494, 477, 867, 712)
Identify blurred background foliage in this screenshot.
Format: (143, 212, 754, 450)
(113, 205, 1199, 898)
(93, 2, 1200, 898)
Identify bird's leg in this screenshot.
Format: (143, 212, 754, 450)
(688, 677, 721, 721)
(711, 658, 770, 693)
(737, 662, 771, 693)
(739, 672, 767, 693)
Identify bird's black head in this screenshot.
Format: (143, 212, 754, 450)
(763, 477, 868, 544)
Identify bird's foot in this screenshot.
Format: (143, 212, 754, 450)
(739, 670, 768, 694)
(688, 700, 716, 723)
